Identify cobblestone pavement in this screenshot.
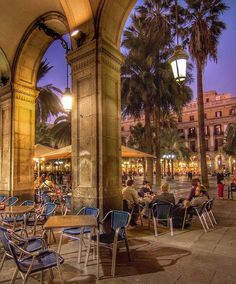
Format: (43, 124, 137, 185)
(1, 177, 236, 283)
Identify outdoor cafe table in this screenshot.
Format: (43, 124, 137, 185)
(43, 215, 99, 279)
(0, 205, 35, 229)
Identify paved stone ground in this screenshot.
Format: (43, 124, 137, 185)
(1, 177, 236, 283)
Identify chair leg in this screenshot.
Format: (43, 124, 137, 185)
(49, 268, 54, 282)
(40, 271, 43, 284)
(210, 210, 217, 224)
(124, 237, 131, 261)
(169, 218, 174, 236)
(205, 210, 214, 228)
(85, 234, 92, 267)
(57, 264, 64, 284)
(111, 241, 118, 277)
(196, 211, 207, 232)
(51, 229, 56, 244)
(182, 208, 187, 230)
(10, 267, 18, 284)
(153, 217, 158, 237)
(78, 230, 84, 264)
(58, 233, 64, 253)
(0, 253, 6, 271)
(202, 213, 209, 230)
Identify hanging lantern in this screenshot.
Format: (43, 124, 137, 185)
(169, 45, 189, 84)
(62, 87, 72, 112)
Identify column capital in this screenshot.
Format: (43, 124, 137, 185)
(13, 82, 39, 103)
(68, 38, 123, 74)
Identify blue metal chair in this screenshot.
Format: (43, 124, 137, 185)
(0, 194, 5, 202)
(30, 202, 57, 242)
(4, 196, 18, 206)
(152, 201, 174, 236)
(8, 234, 64, 283)
(86, 210, 131, 277)
(0, 226, 47, 273)
(58, 207, 99, 263)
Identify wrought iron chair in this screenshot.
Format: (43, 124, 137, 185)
(152, 201, 174, 236)
(86, 210, 131, 277)
(4, 196, 18, 206)
(8, 237, 64, 284)
(58, 207, 99, 263)
(0, 226, 47, 273)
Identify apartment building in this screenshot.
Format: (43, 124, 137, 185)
(121, 90, 236, 174)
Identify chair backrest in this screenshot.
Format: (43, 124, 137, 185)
(4, 196, 18, 206)
(194, 201, 208, 215)
(205, 199, 214, 211)
(152, 201, 173, 219)
(79, 207, 100, 218)
(0, 226, 11, 254)
(0, 194, 5, 202)
(44, 202, 57, 216)
(21, 200, 35, 206)
(8, 240, 27, 273)
(110, 210, 130, 231)
(42, 192, 51, 203)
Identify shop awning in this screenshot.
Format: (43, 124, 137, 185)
(35, 145, 155, 160)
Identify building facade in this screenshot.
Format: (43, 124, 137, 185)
(121, 90, 236, 175)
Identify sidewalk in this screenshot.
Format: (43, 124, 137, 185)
(1, 181, 236, 283)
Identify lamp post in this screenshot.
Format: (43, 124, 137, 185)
(162, 154, 175, 179)
(169, 0, 189, 84)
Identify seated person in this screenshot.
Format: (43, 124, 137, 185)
(190, 185, 209, 207)
(122, 179, 139, 226)
(151, 182, 175, 205)
(138, 180, 153, 198)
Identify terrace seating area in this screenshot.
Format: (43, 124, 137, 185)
(0, 181, 236, 283)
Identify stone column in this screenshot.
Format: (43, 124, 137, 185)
(69, 39, 122, 215)
(0, 83, 37, 198)
(0, 85, 12, 195)
(209, 125, 214, 151)
(12, 83, 37, 198)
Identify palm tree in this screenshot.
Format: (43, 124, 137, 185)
(50, 112, 71, 147)
(224, 122, 236, 156)
(136, 0, 192, 186)
(182, 0, 228, 187)
(36, 59, 64, 124)
(35, 123, 52, 147)
(127, 122, 146, 151)
(122, 12, 158, 183)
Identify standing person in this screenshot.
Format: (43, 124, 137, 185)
(217, 169, 224, 184)
(217, 181, 224, 199)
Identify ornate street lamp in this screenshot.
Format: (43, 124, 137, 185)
(62, 63, 72, 112)
(169, 45, 189, 84)
(169, 0, 189, 84)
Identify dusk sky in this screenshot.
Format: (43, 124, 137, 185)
(40, 0, 236, 100)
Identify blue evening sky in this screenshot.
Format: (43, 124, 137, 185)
(40, 0, 236, 99)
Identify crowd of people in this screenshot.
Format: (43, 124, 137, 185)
(34, 172, 72, 190)
(121, 178, 210, 227)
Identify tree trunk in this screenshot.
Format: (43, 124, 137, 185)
(154, 105, 161, 188)
(197, 61, 209, 188)
(144, 105, 153, 184)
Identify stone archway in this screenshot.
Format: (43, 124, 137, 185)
(2, 12, 69, 198)
(0, 0, 137, 214)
